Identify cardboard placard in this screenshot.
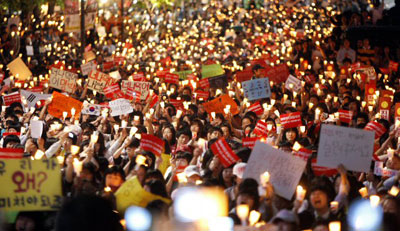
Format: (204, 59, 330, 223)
(49, 68, 77, 93)
(140, 134, 165, 157)
(7, 57, 32, 80)
(242, 78, 271, 101)
(83, 51, 96, 62)
(109, 99, 133, 117)
(210, 138, 240, 168)
(0, 158, 62, 211)
(121, 81, 150, 100)
(285, 75, 302, 92)
(81, 61, 97, 76)
(115, 176, 170, 213)
(243, 141, 307, 200)
(317, 124, 374, 172)
(87, 70, 118, 94)
(202, 95, 239, 115)
(48, 91, 83, 119)
(280, 112, 302, 129)
(201, 64, 225, 79)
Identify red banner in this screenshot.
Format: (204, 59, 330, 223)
(338, 109, 353, 124)
(389, 61, 399, 72)
(3, 92, 21, 106)
(0, 148, 24, 159)
(211, 138, 240, 168)
(364, 121, 387, 138)
(104, 83, 124, 100)
(236, 70, 253, 83)
(280, 112, 302, 129)
(170, 99, 184, 110)
(194, 91, 209, 100)
(125, 88, 141, 102)
(311, 158, 338, 176)
(248, 102, 263, 116)
(132, 73, 146, 81)
(395, 103, 400, 120)
(140, 134, 165, 157)
(149, 94, 159, 108)
(253, 120, 268, 136)
(165, 73, 179, 84)
(365, 81, 376, 105)
(293, 148, 312, 161)
(242, 137, 259, 149)
(263, 64, 289, 83)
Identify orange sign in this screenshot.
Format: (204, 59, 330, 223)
(48, 91, 83, 119)
(202, 94, 239, 115)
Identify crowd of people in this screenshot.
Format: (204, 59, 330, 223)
(1, 0, 400, 230)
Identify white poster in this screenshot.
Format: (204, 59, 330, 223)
(109, 99, 133, 117)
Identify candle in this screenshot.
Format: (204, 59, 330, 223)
(63, 111, 68, 120)
(300, 126, 306, 133)
(114, 124, 120, 132)
(73, 159, 83, 176)
(57, 155, 65, 164)
(211, 112, 216, 119)
(296, 185, 306, 201)
(134, 115, 140, 121)
(129, 127, 138, 137)
(71, 107, 76, 116)
(236, 204, 249, 225)
(90, 132, 99, 144)
(330, 201, 339, 211)
(135, 155, 147, 166)
(388, 148, 394, 158)
(293, 142, 302, 151)
(260, 171, 270, 186)
(70, 145, 80, 155)
(121, 120, 128, 128)
(249, 210, 261, 226)
(176, 172, 187, 183)
(104, 187, 112, 193)
(176, 110, 182, 118)
(370, 195, 380, 207)
(328, 221, 341, 231)
(34, 150, 45, 159)
(388, 186, 400, 197)
(359, 187, 368, 198)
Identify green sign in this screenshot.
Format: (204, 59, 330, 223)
(201, 64, 225, 79)
(174, 70, 193, 80)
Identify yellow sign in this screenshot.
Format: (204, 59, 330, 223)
(0, 158, 62, 211)
(7, 57, 32, 80)
(158, 154, 171, 175)
(115, 176, 170, 214)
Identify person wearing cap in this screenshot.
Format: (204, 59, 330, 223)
(184, 165, 201, 184)
(225, 162, 247, 209)
(271, 209, 299, 231)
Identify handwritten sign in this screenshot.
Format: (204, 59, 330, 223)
(115, 176, 170, 213)
(0, 158, 62, 211)
(202, 94, 239, 115)
(243, 141, 306, 200)
(49, 68, 77, 93)
(81, 61, 97, 76)
(242, 78, 271, 100)
(317, 124, 374, 172)
(109, 99, 133, 117)
(285, 75, 302, 92)
(7, 57, 32, 80)
(121, 81, 150, 100)
(48, 91, 83, 119)
(87, 70, 118, 94)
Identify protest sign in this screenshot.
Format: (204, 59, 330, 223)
(285, 75, 302, 92)
(174, 70, 193, 80)
(20, 90, 51, 109)
(26, 46, 34, 56)
(317, 124, 374, 172)
(3, 92, 21, 106)
(242, 78, 271, 101)
(379, 97, 392, 121)
(357, 66, 376, 81)
(83, 51, 96, 62)
(208, 75, 228, 88)
(158, 154, 171, 175)
(202, 95, 239, 115)
(280, 112, 302, 129)
(0, 148, 24, 159)
(0, 158, 62, 211)
(49, 68, 77, 93)
(194, 91, 209, 100)
(364, 121, 387, 138)
(293, 148, 312, 161)
(253, 120, 268, 136)
(7, 57, 32, 80)
(338, 110, 353, 124)
(165, 73, 179, 84)
(121, 81, 151, 100)
(264, 64, 289, 83)
(201, 64, 224, 79)
(81, 61, 97, 76)
(243, 141, 306, 200)
(30, 120, 43, 139)
(211, 138, 240, 168)
(242, 137, 259, 149)
(248, 102, 263, 115)
(198, 78, 210, 89)
(395, 103, 400, 121)
(140, 134, 165, 157)
(311, 158, 338, 177)
(236, 70, 253, 82)
(374, 161, 398, 177)
(104, 84, 124, 100)
(48, 91, 83, 119)
(109, 99, 133, 117)
(132, 73, 145, 81)
(115, 176, 170, 214)
(109, 71, 121, 80)
(81, 104, 101, 116)
(87, 70, 118, 94)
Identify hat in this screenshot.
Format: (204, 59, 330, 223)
(271, 209, 299, 225)
(184, 165, 200, 178)
(233, 162, 247, 179)
(67, 132, 78, 145)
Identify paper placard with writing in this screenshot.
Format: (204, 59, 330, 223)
(49, 68, 77, 93)
(109, 98, 133, 117)
(317, 124, 374, 172)
(121, 81, 150, 100)
(243, 141, 306, 200)
(87, 70, 117, 94)
(242, 78, 271, 101)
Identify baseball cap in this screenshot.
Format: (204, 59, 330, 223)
(271, 209, 299, 225)
(232, 162, 247, 179)
(184, 165, 200, 178)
